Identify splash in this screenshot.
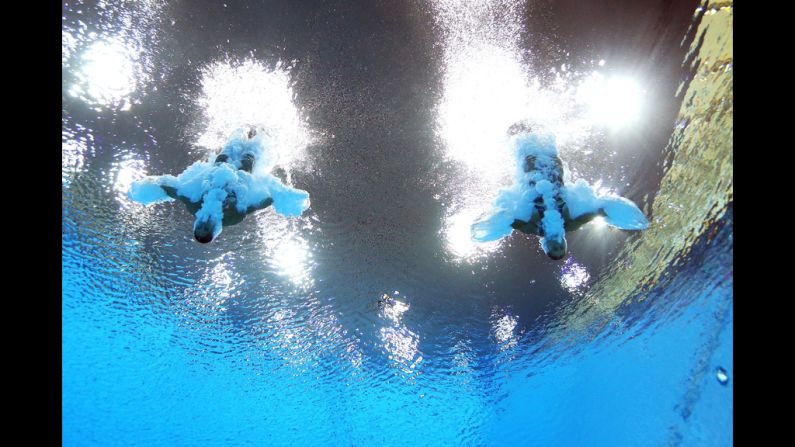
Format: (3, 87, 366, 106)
(431, 0, 646, 261)
(471, 131, 648, 251)
(194, 59, 310, 173)
(128, 130, 310, 240)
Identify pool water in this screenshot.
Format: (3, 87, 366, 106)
(62, 0, 732, 445)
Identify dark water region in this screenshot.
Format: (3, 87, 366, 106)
(63, 0, 700, 331)
(63, 0, 732, 445)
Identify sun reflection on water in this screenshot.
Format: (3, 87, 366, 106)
(70, 37, 140, 110)
(559, 258, 591, 293)
(490, 306, 521, 351)
(378, 292, 422, 374)
(443, 207, 503, 261)
(577, 72, 645, 130)
(271, 236, 314, 287)
(112, 156, 147, 200)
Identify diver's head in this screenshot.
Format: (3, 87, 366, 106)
(193, 189, 227, 244)
(194, 221, 214, 243)
(194, 217, 221, 244)
(541, 236, 567, 260)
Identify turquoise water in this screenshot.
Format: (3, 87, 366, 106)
(62, 0, 732, 445)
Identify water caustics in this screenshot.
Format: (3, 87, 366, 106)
(557, 0, 733, 337)
(195, 59, 312, 173)
(69, 37, 140, 110)
(62, 0, 733, 445)
(195, 59, 320, 290)
(62, 0, 165, 112)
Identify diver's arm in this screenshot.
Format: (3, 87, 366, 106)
(246, 197, 274, 213)
(563, 208, 605, 232)
(161, 185, 202, 215)
(222, 210, 245, 227)
(161, 185, 186, 201)
(221, 197, 272, 227)
(511, 211, 541, 235)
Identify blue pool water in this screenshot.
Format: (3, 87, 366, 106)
(63, 210, 731, 446)
(62, 0, 732, 445)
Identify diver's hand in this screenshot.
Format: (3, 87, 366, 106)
(601, 196, 649, 230)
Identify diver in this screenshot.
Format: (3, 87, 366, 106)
(213, 126, 258, 173)
(160, 185, 274, 244)
(472, 123, 649, 260)
(129, 126, 310, 244)
(160, 127, 272, 243)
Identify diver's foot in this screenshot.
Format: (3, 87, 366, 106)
(247, 127, 257, 139)
(508, 121, 533, 136)
(240, 153, 255, 173)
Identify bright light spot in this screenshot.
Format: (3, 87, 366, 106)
(378, 292, 422, 373)
(560, 259, 591, 292)
(255, 213, 316, 288)
(577, 73, 644, 129)
(380, 295, 410, 322)
(438, 44, 529, 178)
(210, 262, 233, 289)
(74, 38, 138, 109)
(592, 179, 617, 197)
(197, 59, 309, 171)
(591, 215, 607, 228)
(186, 260, 237, 314)
(491, 307, 519, 350)
(380, 326, 421, 367)
(271, 237, 313, 286)
(113, 156, 146, 199)
(493, 314, 517, 344)
(443, 207, 502, 261)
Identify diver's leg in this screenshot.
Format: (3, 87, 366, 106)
(600, 196, 649, 230)
(549, 156, 565, 186)
(160, 185, 180, 200)
(272, 166, 288, 183)
(245, 197, 273, 213)
(523, 155, 537, 173)
(222, 210, 246, 227)
(511, 219, 540, 235)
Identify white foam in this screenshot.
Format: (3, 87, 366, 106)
(129, 130, 310, 236)
(472, 131, 648, 244)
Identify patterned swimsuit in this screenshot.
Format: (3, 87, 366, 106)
(523, 153, 566, 237)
